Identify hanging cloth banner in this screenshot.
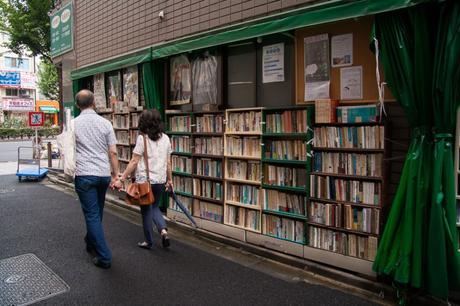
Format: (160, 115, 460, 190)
(192, 54, 218, 105)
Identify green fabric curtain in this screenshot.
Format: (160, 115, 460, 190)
(372, 1, 460, 299)
(142, 60, 164, 117)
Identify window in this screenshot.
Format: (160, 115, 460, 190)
(4, 57, 30, 70)
(6, 88, 18, 96)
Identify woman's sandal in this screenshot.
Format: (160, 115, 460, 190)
(137, 241, 153, 250)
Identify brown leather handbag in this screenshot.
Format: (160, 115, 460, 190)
(125, 135, 155, 206)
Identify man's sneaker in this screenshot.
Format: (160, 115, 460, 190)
(93, 257, 111, 269)
(161, 232, 170, 248)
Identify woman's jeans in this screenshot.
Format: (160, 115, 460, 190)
(75, 176, 112, 264)
(140, 183, 167, 246)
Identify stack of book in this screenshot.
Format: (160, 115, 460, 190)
(195, 159, 222, 178)
(226, 183, 260, 206)
(130, 130, 139, 145)
(172, 155, 192, 173)
(265, 109, 308, 133)
(199, 201, 223, 222)
(130, 113, 140, 128)
(114, 114, 129, 129)
(263, 140, 307, 161)
(173, 176, 193, 194)
(171, 136, 191, 153)
(196, 114, 223, 133)
(337, 105, 379, 123)
(315, 99, 339, 124)
(264, 165, 307, 188)
(309, 202, 342, 227)
(314, 126, 384, 149)
(227, 206, 260, 231)
(313, 152, 383, 177)
(263, 215, 304, 243)
(169, 115, 191, 132)
(226, 136, 260, 157)
(226, 111, 262, 132)
(194, 137, 223, 155)
(193, 178, 223, 201)
(117, 146, 131, 161)
(226, 160, 260, 181)
(115, 131, 129, 145)
(344, 205, 380, 234)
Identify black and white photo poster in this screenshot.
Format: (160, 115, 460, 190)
(304, 34, 330, 101)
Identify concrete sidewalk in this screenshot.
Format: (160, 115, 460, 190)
(0, 174, 381, 306)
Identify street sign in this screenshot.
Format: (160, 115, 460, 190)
(50, 2, 73, 57)
(28, 112, 45, 127)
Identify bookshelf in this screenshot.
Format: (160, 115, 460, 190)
(310, 120, 386, 261)
(261, 106, 313, 245)
(224, 108, 263, 233)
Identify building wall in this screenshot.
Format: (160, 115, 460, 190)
(74, 0, 316, 68)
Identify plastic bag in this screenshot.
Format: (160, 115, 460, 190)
(56, 120, 76, 178)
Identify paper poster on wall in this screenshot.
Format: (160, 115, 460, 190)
(262, 43, 284, 83)
(93, 73, 106, 108)
(170, 55, 191, 105)
(107, 72, 122, 105)
(340, 66, 363, 100)
(192, 55, 218, 105)
(304, 34, 330, 101)
(331, 33, 353, 67)
(123, 66, 139, 107)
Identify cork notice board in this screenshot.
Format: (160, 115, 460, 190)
(295, 16, 394, 104)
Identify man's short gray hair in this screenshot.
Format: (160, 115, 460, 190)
(76, 89, 95, 109)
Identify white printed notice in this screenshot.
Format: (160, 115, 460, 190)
(262, 43, 284, 83)
(340, 66, 363, 100)
(331, 33, 353, 67)
(304, 34, 330, 101)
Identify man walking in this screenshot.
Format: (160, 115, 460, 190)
(74, 89, 120, 269)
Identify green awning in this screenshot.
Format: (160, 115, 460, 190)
(39, 106, 59, 113)
(151, 0, 428, 58)
(71, 48, 152, 80)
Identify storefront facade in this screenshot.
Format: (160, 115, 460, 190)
(35, 100, 59, 125)
(54, 0, 460, 300)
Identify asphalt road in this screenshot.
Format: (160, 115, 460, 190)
(0, 175, 376, 306)
(0, 140, 33, 162)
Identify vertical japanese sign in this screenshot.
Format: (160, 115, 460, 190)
(50, 2, 73, 57)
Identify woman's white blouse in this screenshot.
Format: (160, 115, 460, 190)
(133, 133, 172, 184)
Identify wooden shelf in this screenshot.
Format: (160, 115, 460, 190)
(309, 197, 382, 209)
(167, 131, 193, 135)
(224, 155, 261, 161)
(263, 233, 306, 245)
(225, 177, 261, 186)
(262, 184, 307, 193)
(172, 171, 192, 177)
(194, 195, 224, 205)
(307, 221, 379, 237)
(193, 132, 224, 136)
(171, 151, 192, 156)
(193, 153, 224, 159)
(193, 174, 223, 182)
(311, 171, 383, 181)
(223, 221, 261, 233)
(225, 200, 261, 210)
(263, 132, 309, 137)
(261, 158, 307, 165)
(263, 209, 307, 221)
(225, 131, 262, 136)
(313, 147, 384, 153)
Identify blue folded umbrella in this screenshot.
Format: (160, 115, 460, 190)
(168, 190, 198, 228)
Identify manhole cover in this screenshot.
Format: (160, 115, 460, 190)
(0, 254, 69, 306)
(0, 188, 14, 194)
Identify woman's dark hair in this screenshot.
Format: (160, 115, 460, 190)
(138, 109, 164, 141)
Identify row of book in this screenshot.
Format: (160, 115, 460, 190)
(173, 176, 192, 194)
(308, 226, 378, 261)
(169, 115, 192, 132)
(197, 201, 223, 223)
(263, 165, 307, 188)
(263, 215, 305, 243)
(314, 126, 384, 149)
(310, 175, 381, 206)
(115, 131, 129, 145)
(226, 159, 260, 182)
(226, 183, 260, 206)
(119, 162, 127, 173)
(264, 140, 308, 161)
(226, 206, 260, 231)
(195, 137, 223, 155)
(227, 111, 262, 132)
(344, 205, 380, 234)
(100, 113, 112, 121)
(196, 114, 224, 133)
(264, 189, 306, 216)
(196, 158, 222, 178)
(265, 110, 308, 134)
(169, 194, 192, 213)
(130, 130, 139, 145)
(171, 136, 191, 153)
(225, 136, 260, 157)
(114, 114, 129, 129)
(193, 178, 223, 201)
(309, 202, 342, 227)
(313, 152, 383, 177)
(172, 155, 192, 173)
(117, 146, 131, 161)
(337, 105, 379, 124)
(130, 112, 140, 128)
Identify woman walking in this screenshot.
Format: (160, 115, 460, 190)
(119, 109, 172, 249)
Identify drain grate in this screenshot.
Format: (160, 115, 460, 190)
(0, 254, 69, 306)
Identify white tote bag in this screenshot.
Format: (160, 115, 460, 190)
(57, 119, 76, 178)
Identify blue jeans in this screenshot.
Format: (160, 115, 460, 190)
(140, 184, 167, 246)
(75, 176, 112, 264)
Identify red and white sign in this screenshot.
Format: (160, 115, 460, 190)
(2, 97, 34, 111)
(28, 112, 45, 127)
(20, 72, 36, 89)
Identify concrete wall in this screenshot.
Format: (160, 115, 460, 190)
(74, 0, 316, 68)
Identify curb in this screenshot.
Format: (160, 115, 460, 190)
(46, 172, 453, 305)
